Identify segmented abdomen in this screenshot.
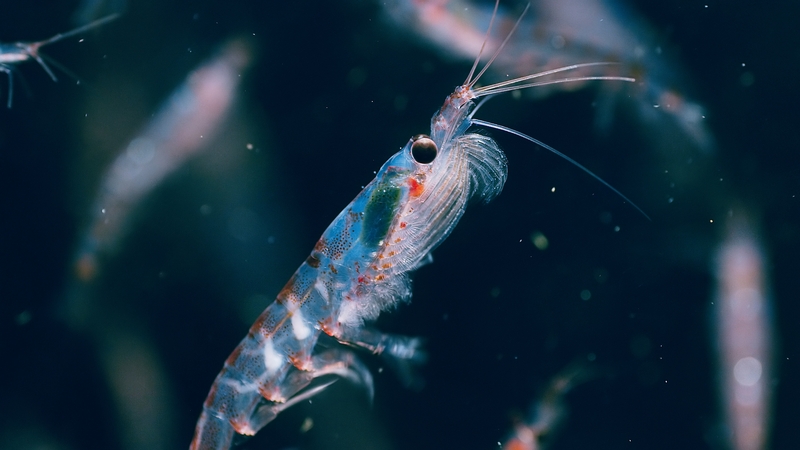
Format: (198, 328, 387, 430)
(192, 168, 413, 449)
(192, 260, 333, 448)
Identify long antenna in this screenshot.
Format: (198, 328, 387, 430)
(471, 118, 650, 220)
(36, 14, 120, 47)
(470, 2, 531, 88)
(26, 14, 120, 83)
(464, 0, 501, 85)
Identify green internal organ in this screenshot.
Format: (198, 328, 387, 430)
(361, 181, 403, 249)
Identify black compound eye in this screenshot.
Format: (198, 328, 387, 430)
(410, 136, 437, 164)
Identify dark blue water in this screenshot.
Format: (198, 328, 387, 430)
(1, 1, 797, 449)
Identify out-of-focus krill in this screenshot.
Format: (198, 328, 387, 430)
(502, 361, 595, 450)
(71, 39, 253, 285)
(714, 212, 773, 450)
(382, 0, 714, 154)
(58, 39, 254, 450)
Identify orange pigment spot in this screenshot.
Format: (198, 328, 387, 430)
(257, 385, 284, 404)
(275, 275, 297, 304)
(251, 310, 271, 334)
(224, 345, 244, 366)
(319, 318, 336, 336)
(203, 384, 218, 406)
(408, 178, 424, 198)
(289, 353, 312, 371)
(230, 416, 255, 435)
(504, 439, 528, 450)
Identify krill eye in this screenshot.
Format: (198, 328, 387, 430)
(410, 136, 437, 164)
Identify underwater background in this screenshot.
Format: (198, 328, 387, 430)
(1, 0, 797, 449)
